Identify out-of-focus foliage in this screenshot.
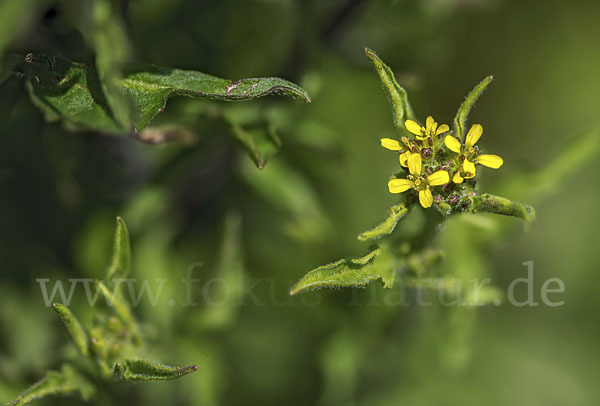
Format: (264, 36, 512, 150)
(2, 0, 600, 405)
(13, 52, 309, 170)
(9, 218, 197, 405)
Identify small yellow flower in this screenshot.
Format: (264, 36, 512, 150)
(388, 153, 450, 208)
(405, 116, 450, 141)
(380, 136, 417, 167)
(444, 124, 503, 183)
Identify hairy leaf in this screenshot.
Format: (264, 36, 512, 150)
(364, 48, 416, 132)
(113, 359, 198, 381)
(17, 54, 310, 134)
(51, 303, 89, 356)
(106, 217, 131, 283)
(357, 203, 408, 241)
(9, 364, 94, 406)
(453, 75, 493, 140)
(290, 245, 397, 295)
(470, 193, 535, 222)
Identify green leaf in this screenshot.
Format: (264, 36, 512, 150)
(51, 303, 89, 356)
(22, 54, 124, 132)
(9, 364, 95, 406)
(59, 0, 132, 129)
(113, 359, 198, 381)
(230, 124, 281, 169)
(121, 64, 310, 131)
(106, 217, 131, 283)
(18, 54, 311, 134)
(364, 47, 416, 132)
(453, 75, 493, 140)
(290, 244, 396, 295)
(357, 203, 408, 241)
(470, 193, 535, 223)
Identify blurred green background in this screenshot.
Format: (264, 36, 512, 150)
(1, 0, 599, 404)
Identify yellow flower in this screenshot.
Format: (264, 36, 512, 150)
(380, 136, 416, 167)
(444, 124, 503, 183)
(388, 153, 450, 208)
(405, 116, 450, 142)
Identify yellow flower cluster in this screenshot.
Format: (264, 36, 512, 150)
(381, 116, 503, 209)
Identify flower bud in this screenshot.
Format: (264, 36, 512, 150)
(448, 194, 460, 205)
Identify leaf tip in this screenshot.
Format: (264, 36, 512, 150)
(184, 365, 199, 374)
(115, 216, 127, 227)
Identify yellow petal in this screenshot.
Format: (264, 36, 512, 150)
(435, 124, 449, 135)
(465, 124, 483, 148)
(444, 135, 462, 153)
(399, 151, 410, 167)
(405, 120, 422, 136)
(388, 179, 413, 194)
(407, 153, 422, 176)
(452, 171, 464, 184)
(475, 154, 504, 169)
(463, 159, 476, 176)
(427, 170, 449, 186)
(419, 188, 433, 208)
(426, 116, 435, 131)
(380, 138, 403, 151)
